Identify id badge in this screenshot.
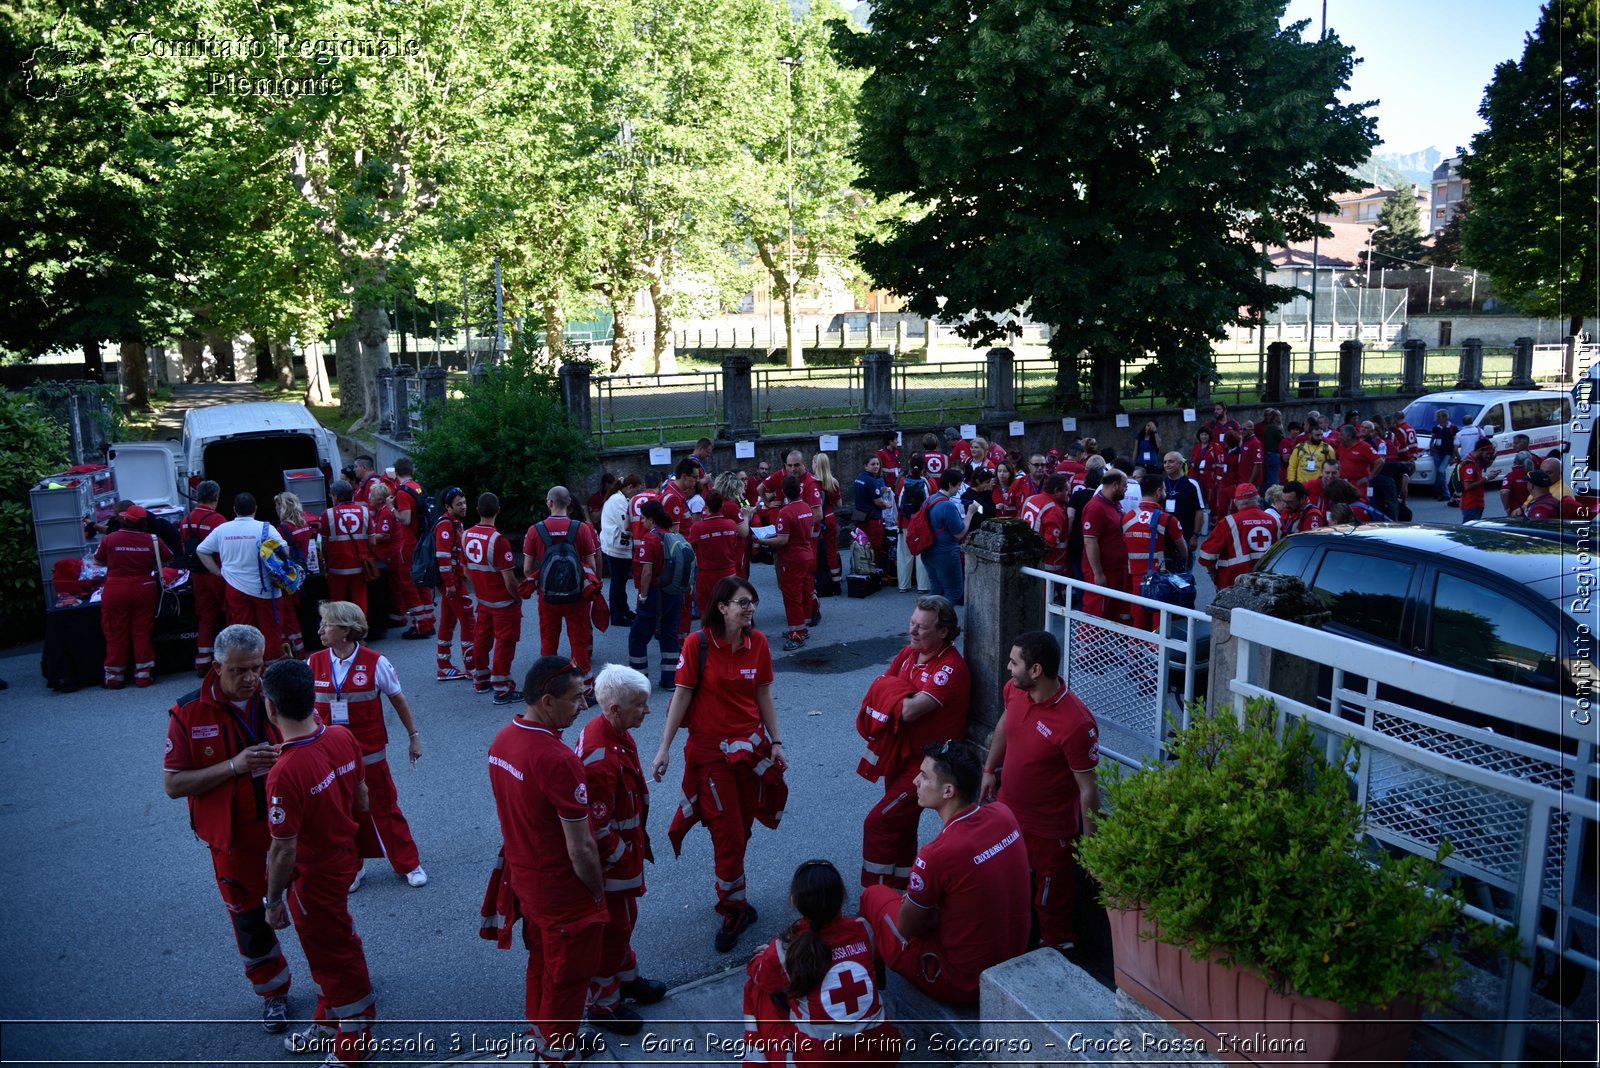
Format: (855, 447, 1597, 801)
(1305, 460, 1316, 472)
(1198, 460, 1207, 470)
(1164, 498, 1176, 512)
(1366, 484, 1374, 499)
(329, 699, 350, 724)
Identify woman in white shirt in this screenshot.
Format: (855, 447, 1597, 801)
(601, 474, 641, 626)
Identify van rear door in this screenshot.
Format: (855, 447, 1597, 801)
(108, 442, 180, 513)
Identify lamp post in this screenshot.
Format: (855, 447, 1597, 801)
(779, 54, 803, 368)
(1359, 225, 1387, 342)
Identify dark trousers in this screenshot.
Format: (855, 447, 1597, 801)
(605, 555, 632, 620)
(628, 588, 682, 678)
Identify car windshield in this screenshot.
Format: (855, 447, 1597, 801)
(1404, 399, 1485, 431)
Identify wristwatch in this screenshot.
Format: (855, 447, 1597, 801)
(262, 895, 282, 909)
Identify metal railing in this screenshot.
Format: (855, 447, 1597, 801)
(1021, 567, 1210, 770)
(892, 359, 987, 423)
(591, 370, 720, 446)
(754, 364, 865, 432)
(1226, 608, 1597, 1064)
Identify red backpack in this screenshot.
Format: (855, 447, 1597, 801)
(903, 496, 937, 555)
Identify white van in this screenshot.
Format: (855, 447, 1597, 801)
(1401, 389, 1573, 487)
(179, 402, 342, 516)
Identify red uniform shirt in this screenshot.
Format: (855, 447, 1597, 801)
(1080, 491, 1129, 579)
(1236, 435, 1264, 486)
(309, 643, 392, 754)
(1281, 504, 1327, 534)
(885, 643, 971, 759)
(923, 452, 947, 478)
(688, 514, 743, 574)
(577, 713, 651, 896)
(265, 723, 365, 874)
(165, 678, 281, 850)
(1198, 507, 1280, 590)
(1120, 503, 1184, 578)
(1021, 492, 1068, 570)
(1526, 494, 1561, 519)
(627, 489, 660, 546)
(94, 527, 172, 581)
(524, 517, 599, 568)
(432, 516, 467, 588)
(875, 447, 901, 479)
(674, 627, 774, 759)
(1395, 420, 1420, 460)
(1458, 456, 1487, 509)
(948, 440, 973, 468)
(371, 504, 401, 566)
(1007, 474, 1041, 518)
(1339, 439, 1379, 491)
(488, 717, 605, 917)
(660, 482, 695, 531)
(634, 527, 666, 587)
(464, 522, 516, 607)
(773, 500, 817, 566)
(324, 502, 373, 576)
(762, 471, 823, 514)
(997, 679, 1099, 838)
(904, 802, 1031, 991)
(180, 505, 226, 556)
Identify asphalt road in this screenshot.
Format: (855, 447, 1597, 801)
(0, 481, 1481, 1067)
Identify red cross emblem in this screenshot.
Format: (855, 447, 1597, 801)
(820, 960, 873, 1021)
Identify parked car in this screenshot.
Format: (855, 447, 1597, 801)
(1402, 389, 1573, 488)
(180, 402, 341, 518)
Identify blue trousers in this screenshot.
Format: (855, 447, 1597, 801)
(628, 587, 682, 678)
(921, 549, 964, 606)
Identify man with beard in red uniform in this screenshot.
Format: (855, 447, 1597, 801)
(488, 658, 608, 1065)
(1199, 485, 1281, 591)
(859, 740, 1031, 1005)
(1337, 424, 1380, 500)
(525, 487, 600, 704)
(181, 480, 229, 675)
(1021, 474, 1071, 576)
(432, 488, 476, 683)
(262, 659, 377, 1066)
(324, 481, 375, 617)
(163, 624, 292, 1034)
(982, 631, 1100, 952)
(860, 597, 970, 889)
(577, 665, 668, 1035)
(1279, 481, 1327, 535)
(465, 492, 523, 703)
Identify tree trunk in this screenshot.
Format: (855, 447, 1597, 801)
(273, 342, 295, 390)
(352, 296, 391, 432)
(206, 331, 236, 381)
(1051, 331, 1082, 410)
(80, 337, 104, 382)
(1089, 349, 1121, 414)
(543, 298, 565, 357)
(305, 341, 334, 407)
(783, 286, 804, 369)
(334, 321, 362, 418)
(119, 337, 150, 410)
(610, 295, 634, 373)
(179, 339, 206, 383)
(252, 334, 274, 382)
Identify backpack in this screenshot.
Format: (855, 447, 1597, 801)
(898, 477, 928, 518)
(656, 530, 696, 596)
(903, 497, 937, 555)
(411, 521, 443, 589)
(1447, 463, 1464, 499)
(398, 480, 437, 537)
(257, 523, 306, 595)
(535, 522, 583, 604)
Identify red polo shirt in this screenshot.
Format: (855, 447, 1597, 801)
(1080, 491, 1129, 578)
(886, 643, 970, 756)
(675, 627, 774, 758)
(688, 514, 743, 574)
(1021, 491, 1068, 570)
(660, 482, 695, 531)
(1458, 456, 1487, 510)
(773, 500, 817, 565)
(265, 724, 365, 874)
(761, 471, 823, 514)
(488, 717, 605, 917)
(523, 516, 599, 564)
(997, 678, 1099, 839)
(1339, 439, 1379, 490)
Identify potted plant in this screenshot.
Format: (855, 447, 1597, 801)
(1079, 698, 1512, 1066)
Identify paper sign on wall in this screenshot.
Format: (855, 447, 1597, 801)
(1183, 408, 1197, 423)
(895, 431, 902, 446)
(734, 440, 755, 459)
(960, 423, 978, 440)
(1061, 417, 1077, 432)
(1115, 413, 1130, 428)
(819, 434, 839, 452)
(1008, 420, 1025, 437)
(649, 447, 671, 466)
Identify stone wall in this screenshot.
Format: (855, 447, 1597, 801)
(1403, 313, 1596, 348)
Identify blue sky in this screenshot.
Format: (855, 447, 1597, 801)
(1281, 0, 1547, 156)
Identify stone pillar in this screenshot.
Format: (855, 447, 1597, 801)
(982, 346, 1019, 422)
(1204, 573, 1332, 715)
(392, 365, 416, 438)
(375, 365, 394, 434)
(1264, 342, 1292, 404)
(866, 322, 878, 350)
(1401, 339, 1426, 394)
(722, 354, 756, 439)
(1565, 335, 1582, 381)
(469, 359, 489, 385)
(962, 521, 1045, 746)
(859, 349, 896, 429)
(895, 320, 907, 355)
(419, 365, 447, 431)
(1456, 337, 1484, 389)
(1507, 336, 1537, 389)
(1337, 339, 1363, 397)
(558, 361, 592, 435)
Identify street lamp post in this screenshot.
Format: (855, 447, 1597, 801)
(1359, 225, 1387, 342)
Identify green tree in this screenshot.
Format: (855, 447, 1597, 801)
(1460, 0, 1598, 337)
(838, 0, 1377, 408)
(1369, 182, 1426, 267)
(0, 392, 71, 622)
(1426, 196, 1470, 267)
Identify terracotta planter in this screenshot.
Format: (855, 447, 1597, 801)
(1107, 907, 1417, 1067)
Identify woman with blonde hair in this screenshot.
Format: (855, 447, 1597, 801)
(812, 453, 843, 594)
(367, 482, 408, 633)
(713, 471, 753, 577)
(273, 491, 319, 657)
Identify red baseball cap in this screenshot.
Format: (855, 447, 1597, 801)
(122, 504, 149, 520)
(1233, 485, 1259, 501)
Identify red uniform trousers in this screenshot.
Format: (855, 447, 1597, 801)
(859, 884, 980, 1005)
(776, 557, 816, 639)
(508, 865, 605, 1065)
(860, 765, 922, 890)
(688, 753, 762, 918)
(193, 570, 228, 672)
(1022, 830, 1080, 949)
(1125, 571, 1161, 633)
(363, 754, 422, 875)
(326, 572, 368, 617)
(820, 517, 842, 582)
(402, 538, 435, 634)
(536, 598, 591, 675)
(209, 823, 292, 1000)
(435, 587, 476, 671)
(286, 867, 375, 1066)
(1081, 569, 1130, 623)
(224, 585, 287, 661)
(475, 602, 524, 695)
(693, 568, 734, 634)
(387, 548, 423, 630)
(101, 577, 158, 688)
(279, 590, 306, 657)
(588, 893, 641, 1011)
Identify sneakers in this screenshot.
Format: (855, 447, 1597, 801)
(284, 1023, 336, 1054)
(262, 994, 289, 1033)
(492, 690, 524, 706)
(808, 607, 822, 628)
(587, 1003, 644, 1036)
(348, 866, 365, 894)
(473, 683, 493, 694)
(619, 976, 667, 1005)
(401, 627, 434, 640)
(782, 633, 807, 651)
(714, 904, 758, 952)
(436, 666, 469, 682)
(406, 866, 428, 888)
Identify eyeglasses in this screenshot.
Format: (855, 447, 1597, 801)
(728, 598, 758, 609)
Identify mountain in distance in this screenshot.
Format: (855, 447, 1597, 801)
(1365, 147, 1446, 187)
(789, 0, 871, 27)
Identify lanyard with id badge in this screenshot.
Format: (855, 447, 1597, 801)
(328, 647, 358, 724)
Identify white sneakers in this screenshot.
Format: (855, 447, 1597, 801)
(406, 866, 428, 888)
(347, 866, 365, 894)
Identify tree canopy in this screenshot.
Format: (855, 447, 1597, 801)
(1370, 183, 1427, 267)
(1460, 0, 1598, 336)
(838, 0, 1377, 408)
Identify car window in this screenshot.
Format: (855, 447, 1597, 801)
(1429, 573, 1559, 691)
(1508, 398, 1569, 432)
(1403, 400, 1484, 429)
(1309, 550, 1414, 645)
(1472, 402, 1506, 433)
(1261, 541, 1316, 581)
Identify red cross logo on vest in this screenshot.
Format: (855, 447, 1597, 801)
(820, 960, 874, 1021)
(336, 508, 362, 534)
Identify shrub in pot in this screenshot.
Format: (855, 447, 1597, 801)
(1078, 698, 1513, 1064)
